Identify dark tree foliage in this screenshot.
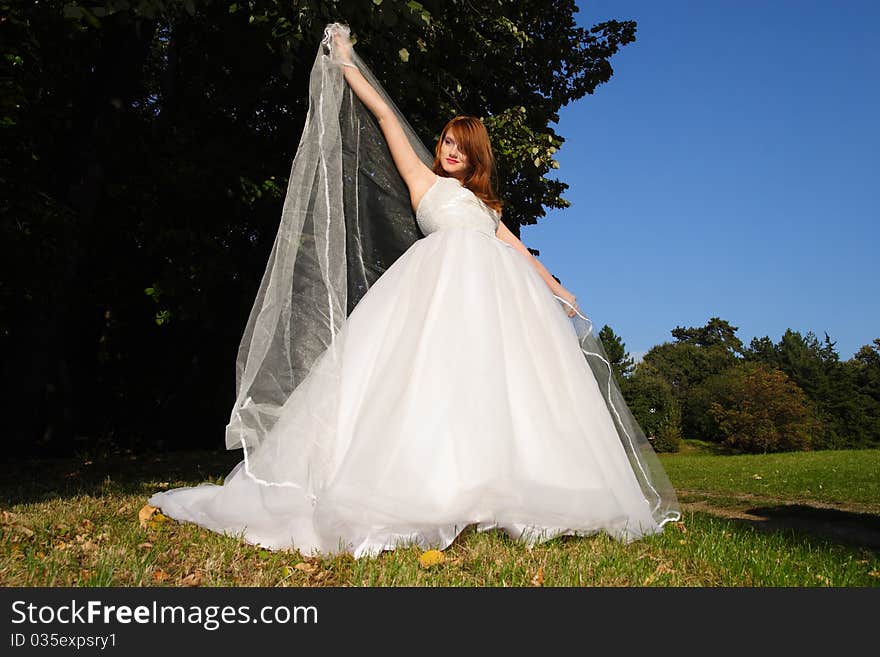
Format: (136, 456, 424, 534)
(743, 331, 879, 449)
(671, 317, 744, 356)
(708, 362, 820, 454)
(620, 368, 681, 452)
(598, 324, 634, 385)
(2, 1, 637, 455)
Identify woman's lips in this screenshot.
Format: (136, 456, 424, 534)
(446, 158, 458, 164)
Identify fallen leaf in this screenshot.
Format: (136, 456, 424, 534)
(752, 474, 763, 480)
(181, 571, 202, 587)
(294, 562, 318, 574)
(530, 566, 545, 586)
(138, 504, 159, 529)
(13, 524, 34, 538)
(152, 568, 170, 582)
(418, 549, 446, 569)
(1, 511, 35, 538)
(81, 540, 97, 552)
(137, 542, 153, 550)
(675, 523, 687, 534)
(642, 562, 675, 586)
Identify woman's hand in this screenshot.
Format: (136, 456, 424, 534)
(556, 287, 580, 318)
(332, 31, 353, 65)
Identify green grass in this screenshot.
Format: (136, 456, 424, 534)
(660, 448, 880, 511)
(1, 448, 878, 587)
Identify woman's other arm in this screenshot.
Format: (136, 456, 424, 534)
(495, 220, 580, 317)
(333, 34, 433, 203)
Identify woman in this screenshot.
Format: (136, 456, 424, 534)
(148, 23, 680, 559)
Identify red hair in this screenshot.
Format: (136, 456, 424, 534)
(431, 116, 503, 215)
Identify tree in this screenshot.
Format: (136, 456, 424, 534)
(752, 329, 876, 449)
(598, 324, 634, 386)
(708, 363, 821, 453)
(671, 317, 744, 356)
(621, 367, 680, 451)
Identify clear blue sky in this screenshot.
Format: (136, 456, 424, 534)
(527, 0, 879, 361)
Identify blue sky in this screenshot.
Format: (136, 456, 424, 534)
(526, 0, 879, 361)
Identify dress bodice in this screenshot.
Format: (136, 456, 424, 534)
(416, 175, 501, 237)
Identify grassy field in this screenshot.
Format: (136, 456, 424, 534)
(1, 446, 878, 587)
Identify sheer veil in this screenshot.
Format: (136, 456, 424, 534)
(224, 22, 680, 528)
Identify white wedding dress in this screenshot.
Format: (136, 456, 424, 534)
(149, 173, 668, 558)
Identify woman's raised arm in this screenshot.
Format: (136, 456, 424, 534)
(333, 33, 434, 206)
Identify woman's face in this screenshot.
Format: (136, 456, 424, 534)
(439, 132, 469, 178)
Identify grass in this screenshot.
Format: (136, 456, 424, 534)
(660, 447, 880, 511)
(1, 447, 878, 587)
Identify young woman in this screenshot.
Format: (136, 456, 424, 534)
(148, 24, 680, 559)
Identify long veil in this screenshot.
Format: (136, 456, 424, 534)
(224, 23, 680, 528)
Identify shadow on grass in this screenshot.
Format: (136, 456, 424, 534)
(686, 501, 880, 554)
(0, 450, 242, 506)
(720, 504, 880, 554)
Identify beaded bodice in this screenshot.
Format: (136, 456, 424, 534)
(415, 175, 501, 237)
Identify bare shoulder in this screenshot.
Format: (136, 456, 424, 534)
(408, 165, 439, 213)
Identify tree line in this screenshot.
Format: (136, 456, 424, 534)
(600, 319, 880, 453)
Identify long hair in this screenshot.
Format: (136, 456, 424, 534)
(431, 116, 503, 215)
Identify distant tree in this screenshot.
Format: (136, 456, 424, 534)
(853, 339, 880, 403)
(598, 324, 634, 386)
(654, 401, 683, 453)
(762, 330, 875, 449)
(709, 363, 821, 453)
(642, 320, 740, 441)
(671, 317, 744, 356)
(621, 366, 680, 451)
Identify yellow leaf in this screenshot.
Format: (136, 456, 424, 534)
(138, 504, 158, 529)
(530, 566, 544, 586)
(398, 48, 409, 63)
(152, 568, 170, 582)
(418, 549, 445, 568)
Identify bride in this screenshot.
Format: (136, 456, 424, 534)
(148, 23, 680, 559)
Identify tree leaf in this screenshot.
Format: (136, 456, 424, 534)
(181, 571, 203, 586)
(138, 504, 158, 529)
